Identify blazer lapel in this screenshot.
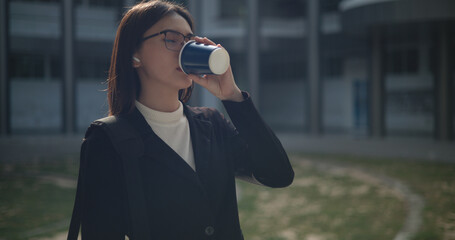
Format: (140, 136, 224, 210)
(123, 108, 201, 187)
(124, 105, 213, 191)
(183, 104, 213, 191)
(143, 132, 203, 188)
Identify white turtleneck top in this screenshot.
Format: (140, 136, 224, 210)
(135, 100, 196, 171)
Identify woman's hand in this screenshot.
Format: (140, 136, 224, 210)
(187, 37, 244, 102)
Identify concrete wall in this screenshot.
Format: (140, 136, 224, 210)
(76, 81, 109, 132)
(259, 81, 307, 130)
(11, 79, 62, 133)
(10, 79, 108, 133)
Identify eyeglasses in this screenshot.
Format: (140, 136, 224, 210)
(141, 30, 195, 52)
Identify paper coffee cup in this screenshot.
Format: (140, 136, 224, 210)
(179, 40, 230, 75)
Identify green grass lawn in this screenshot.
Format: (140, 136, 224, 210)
(237, 156, 406, 240)
(0, 153, 454, 240)
(0, 158, 78, 240)
(298, 153, 455, 240)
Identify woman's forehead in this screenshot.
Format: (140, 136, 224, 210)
(144, 13, 192, 36)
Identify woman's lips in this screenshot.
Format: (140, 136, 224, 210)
(177, 67, 183, 72)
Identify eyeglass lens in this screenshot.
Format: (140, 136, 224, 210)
(164, 31, 192, 51)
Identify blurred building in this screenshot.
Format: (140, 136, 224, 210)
(0, 0, 454, 142)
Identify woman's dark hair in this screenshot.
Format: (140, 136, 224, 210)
(107, 0, 194, 116)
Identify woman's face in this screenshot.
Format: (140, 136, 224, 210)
(133, 12, 193, 93)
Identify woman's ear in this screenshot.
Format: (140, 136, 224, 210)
(132, 56, 141, 68)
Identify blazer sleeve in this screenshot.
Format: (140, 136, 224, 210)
(80, 126, 129, 239)
(221, 91, 294, 188)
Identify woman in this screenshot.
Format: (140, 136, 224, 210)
(69, 1, 294, 239)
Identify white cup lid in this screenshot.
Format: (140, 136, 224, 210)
(208, 48, 230, 75)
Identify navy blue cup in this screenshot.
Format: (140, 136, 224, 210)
(179, 40, 230, 75)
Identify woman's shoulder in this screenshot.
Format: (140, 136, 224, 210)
(80, 124, 124, 177)
(82, 124, 116, 155)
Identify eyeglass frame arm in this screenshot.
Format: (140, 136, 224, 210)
(141, 30, 195, 43)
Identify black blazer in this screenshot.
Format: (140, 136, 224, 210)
(79, 92, 294, 240)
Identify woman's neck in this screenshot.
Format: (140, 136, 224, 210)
(137, 82, 181, 113)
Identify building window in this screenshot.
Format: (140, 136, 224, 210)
(75, 0, 123, 7)
(321, 0, 342, 13)
(260, 0, 306, 19)
(322, 56, 342, 79)
(385, 48, 419, 75)
(10, 54, 44, 80)
(220, 0, 306, 19)
(220, 0, 246, 18)
(10, 0, 59, 2)
(10, 54, 62, 81)
(76, 57, 110, 80)
(260, 42, 306, 82)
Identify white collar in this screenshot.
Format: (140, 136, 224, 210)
(135, 100, 184, 124)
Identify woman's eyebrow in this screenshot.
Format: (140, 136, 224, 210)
(162, 28, 194, 36)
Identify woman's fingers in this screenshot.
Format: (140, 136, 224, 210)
(194, 36, 204, 43)
(203, 37, 216, 45)
(194, 36, 216, 46)
(188, 73, 225, 98)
